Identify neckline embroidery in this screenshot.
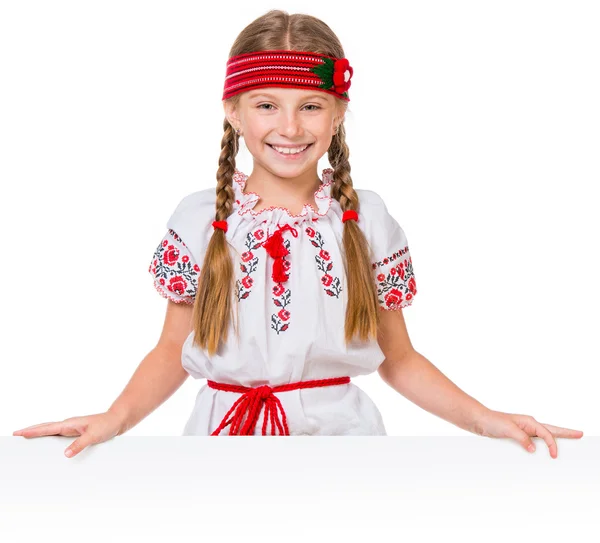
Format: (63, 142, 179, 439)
(232, 168, 335, 224)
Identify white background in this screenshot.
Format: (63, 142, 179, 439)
(1, 1, 597, 443)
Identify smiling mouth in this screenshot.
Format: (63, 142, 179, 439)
(267, 143, 313, 156)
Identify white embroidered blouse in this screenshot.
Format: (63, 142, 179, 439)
(148, 168, 417, 436)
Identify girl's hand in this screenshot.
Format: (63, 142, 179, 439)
(474, 409, 584, 458)
(12, 411, 126, 458)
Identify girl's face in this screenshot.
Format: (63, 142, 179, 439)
(224, 88, 343, 177)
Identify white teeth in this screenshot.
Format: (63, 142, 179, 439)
(271, 144, 309, 155)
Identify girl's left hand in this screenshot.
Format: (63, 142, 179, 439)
(474, 409, 584, 458)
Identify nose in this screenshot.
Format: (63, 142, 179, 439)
(278, 111, 304, 139)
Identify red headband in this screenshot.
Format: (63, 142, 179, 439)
(222, 49, 353, 102)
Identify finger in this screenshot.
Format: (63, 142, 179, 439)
(13, 423, 61, 437)
(507, 425, 537, 453)
(538, 423, 584, 438)
(13, 422, 55, 434)
(531, 422, 559, 459)
(65, 433, 96, 458)
(14, 422, 77, 438)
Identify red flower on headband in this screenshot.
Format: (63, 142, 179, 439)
(333, 59, 353, 94)
(311, 57, 354, 99)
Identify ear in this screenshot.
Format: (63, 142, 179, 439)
(336, 103, 347, 126)
(333, 110, 346, 133)
(223, 101, 240, 130)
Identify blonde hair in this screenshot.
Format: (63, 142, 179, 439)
(193, 9, 380, 356)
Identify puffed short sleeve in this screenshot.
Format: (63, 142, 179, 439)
(148, 188, 216, 304)
(357, 189, 418, 310)
(148, 229, 200, 304)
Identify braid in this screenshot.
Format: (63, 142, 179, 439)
(192, 118, 238, 356)
(328, 125, 380, 342)
(215, 120, 237, 221)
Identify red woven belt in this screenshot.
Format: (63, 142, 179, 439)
(207, 376, 351, 435)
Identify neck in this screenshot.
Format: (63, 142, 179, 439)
(243, 164, 323, 210)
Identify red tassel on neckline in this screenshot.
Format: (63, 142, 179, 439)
(262, 224, 298, 283)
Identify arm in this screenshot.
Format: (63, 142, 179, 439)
(107, 300, 195, 435)
(376, 309, 491, 434)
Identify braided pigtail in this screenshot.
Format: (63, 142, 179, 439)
(328, 123, 380, 343)
(191, 117, 239, 356)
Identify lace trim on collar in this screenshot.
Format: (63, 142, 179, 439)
(232, 168, 334, 221)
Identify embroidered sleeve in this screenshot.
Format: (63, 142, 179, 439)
(372, 228, 417, 310)
(370, 209, 418, 311)
(148, 229, 201, 304)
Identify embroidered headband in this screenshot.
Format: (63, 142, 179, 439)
(222, 49, 354, 102)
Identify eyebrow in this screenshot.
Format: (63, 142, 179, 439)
(248, 92, 327, 101)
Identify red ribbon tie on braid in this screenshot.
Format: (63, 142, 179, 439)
(213, 220, 228, 233)
(208, 376, 352, 435)
(261, 223, 298, 283)
(342, 210, 358, 223)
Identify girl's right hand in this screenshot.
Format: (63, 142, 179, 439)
(12, 410, 126, 458)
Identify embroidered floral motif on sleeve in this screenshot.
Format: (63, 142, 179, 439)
(372, 246, 417, 310)
(149, 229, 200, 304)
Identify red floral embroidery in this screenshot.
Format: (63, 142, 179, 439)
(373, 247, 417, 310)
(270, 236, 294, 334)
(306, 226, 342, 298)
(372, 246, 410, 270)
(149, 229, 200, 304)
(235, 228, 263, 301)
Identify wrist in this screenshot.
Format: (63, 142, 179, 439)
(469, 405, 495, 436)
(106, 404, 132, 436)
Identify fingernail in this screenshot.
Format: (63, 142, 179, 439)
(65, 449, 73, 457)
(528, 444, 536, 452)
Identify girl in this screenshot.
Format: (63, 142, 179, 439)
(13, 10, 583, 456)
